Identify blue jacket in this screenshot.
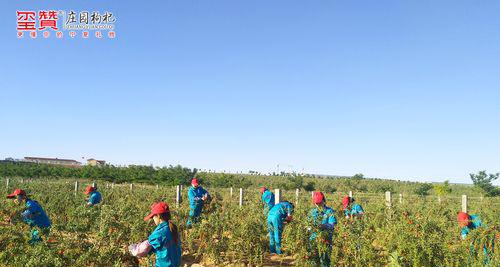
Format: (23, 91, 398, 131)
(267, 201, 294, 223)
(461, 214, 482, 239)
(88, 191, 102, 206)
(188, 186, 208, 208)
(310, 205, 336, 229)
(148, 222, 182, 267)
(344, 203, 364, 217)
(21, 199, 51, 228)
(262, 190, 275, 210)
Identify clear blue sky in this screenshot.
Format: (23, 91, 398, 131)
(1, 1, 499, 184)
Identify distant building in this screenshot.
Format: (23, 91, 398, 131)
(87, 158, 106, 166)
(24, 157, 81, 166)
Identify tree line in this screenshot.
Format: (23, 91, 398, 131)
(0, 162, 497, 197)
(0, 162, 196, 185)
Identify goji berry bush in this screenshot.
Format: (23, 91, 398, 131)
(0, 179, 498, 266)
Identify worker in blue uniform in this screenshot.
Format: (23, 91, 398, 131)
(187, 178, 210, 227)
(267, 201, 294, 254)
(342, 196, 364, 219)
(458, 212, 494, 265)
(309, 191, 337, 267)
(85, 185, 102, 206)
(6, 189, 51, 244)
(130, 201, 181, 267)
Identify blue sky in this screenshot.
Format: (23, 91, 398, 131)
(1, 1, 499, 184)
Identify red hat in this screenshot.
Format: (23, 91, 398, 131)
(84, 186, 94, 195)
(457, 212, 469, 223)
(144, 202, 170, 221)
(191, 178, 199, 186)
(259, 187, 267, 194)
(312, 191, 326, 204)
(6, 189, 26, 199)
(342, 196, 350, 209)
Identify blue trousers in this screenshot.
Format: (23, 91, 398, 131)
(187, 204, 203, 227)
(267, 217, 284, 254)
(309, 234, 332, 267)
(29, 227, 50, 245)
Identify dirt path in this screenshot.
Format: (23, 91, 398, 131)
(181, 254, 295, 267)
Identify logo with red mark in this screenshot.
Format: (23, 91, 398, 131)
(17, 10, 116, 39)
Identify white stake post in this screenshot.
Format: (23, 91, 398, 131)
(156, 184, 159, 190)
(274, 189, 281, 205)
(230, 187, 233, 197)
(239, 188, 243, 207)
(130, 183, 134, 191)
(176, 185, 181, 207)
(385, 191, 392, 207)
(349, 191, 353, 198)
(92, 182, 97, 188)
(295, 188, 299, 205)
(461, 195, 467, 213)
(399, 193, 403, 204)
(6, 178, 9, 190)
(74, 181, 79, 195)
(311, 191, 314, 199)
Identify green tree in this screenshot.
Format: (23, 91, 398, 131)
(287, 175, 304, 189)
(303, 181, 315, 191)
(414, 183, 433, 196)
(352, 173, 364, 180)
(322, 184, 337, 194)
(470, 171, 499, 197)
(433, 180, 452, 197)
(376, 184, 394, 193)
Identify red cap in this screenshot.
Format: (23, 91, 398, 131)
(144, 202, 170, 221)
(84, 186, 94, 195)
(312, 191, 326, 204)
(6, 189, 26, 199)
(457, 212, 469, 223)
(260, 187, 267, 194)
(342, 196, 350, 208)
(191, 178, 199, 186)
